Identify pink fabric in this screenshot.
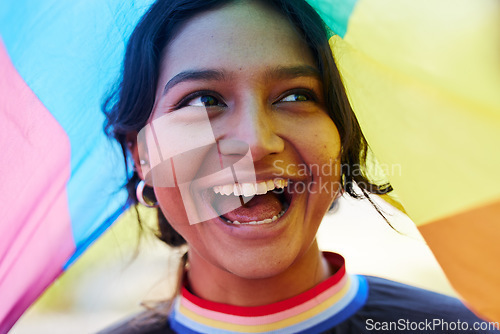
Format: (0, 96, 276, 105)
(0, 40, 74, 333)
(180, 274, 349, 325)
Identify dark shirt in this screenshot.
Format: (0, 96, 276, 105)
(98, 276, 499, 334)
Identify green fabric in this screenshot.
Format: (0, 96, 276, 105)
(306, 0, 358, 37)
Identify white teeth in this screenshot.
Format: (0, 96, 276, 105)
(274, 179, 288, 189)
(213, 179, 289, 197)
(224, 209, 286, 225)
(222, 184, 233, 195)
(233, 184, 242, 196)
(256, 182, 268, 195)
(241, 183, 255, 197)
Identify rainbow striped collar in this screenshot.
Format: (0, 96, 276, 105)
(169, 253, 368, 334)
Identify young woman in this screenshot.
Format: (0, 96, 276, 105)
(101, 0, 498, 333)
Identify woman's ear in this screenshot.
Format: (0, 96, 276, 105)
(126, 131, 145, 180)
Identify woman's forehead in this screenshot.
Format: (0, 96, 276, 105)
(159, 1, 316, 85)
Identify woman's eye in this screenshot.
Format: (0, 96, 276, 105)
(279, 93, 311, 103)
(187, 95, 223, 107)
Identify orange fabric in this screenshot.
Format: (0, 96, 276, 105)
(419, 199, 500, 322)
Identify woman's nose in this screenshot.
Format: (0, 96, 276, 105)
(217, 99, 285, 162)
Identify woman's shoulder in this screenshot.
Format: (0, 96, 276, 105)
(362, 275, 474, 314)
(347, 275, 499, 333)
(96, 302, 173, 334)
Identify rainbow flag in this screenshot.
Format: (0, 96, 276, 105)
(0, 0, 498, 331)
(0, 1, 153, 331)
(309, 0, 500, 322)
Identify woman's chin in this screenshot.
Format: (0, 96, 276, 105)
(222, 244, 302, 279)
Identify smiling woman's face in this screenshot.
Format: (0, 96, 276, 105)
(144, 1, 341, 280)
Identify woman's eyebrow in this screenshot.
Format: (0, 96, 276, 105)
(265, 65, 321, 81)
(163, 69, 226, 95)
(162, 65, 320, 96)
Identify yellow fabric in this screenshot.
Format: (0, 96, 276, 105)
(330, 0, 500, 321)
(331, 0, 500, 225)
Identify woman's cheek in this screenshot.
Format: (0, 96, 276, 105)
(290, 113, 341, 162)
(155, 187, 191, 227)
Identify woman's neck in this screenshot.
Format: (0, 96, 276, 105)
(186, 240, 332, 307)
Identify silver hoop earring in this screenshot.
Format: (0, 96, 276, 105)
(136, 180, 159, 208)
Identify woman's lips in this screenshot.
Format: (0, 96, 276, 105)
(210, 190, 296, 241)
(193, 177, 302, 229)
(214, 191, 284, 224)
(190, 180, 303, 241)
(208, 179, 289, 223)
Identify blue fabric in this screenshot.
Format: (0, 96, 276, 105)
(306, 0, 358, 37)
(0, 1, 153, 265)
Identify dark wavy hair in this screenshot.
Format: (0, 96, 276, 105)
(103, 0, 392, 247)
